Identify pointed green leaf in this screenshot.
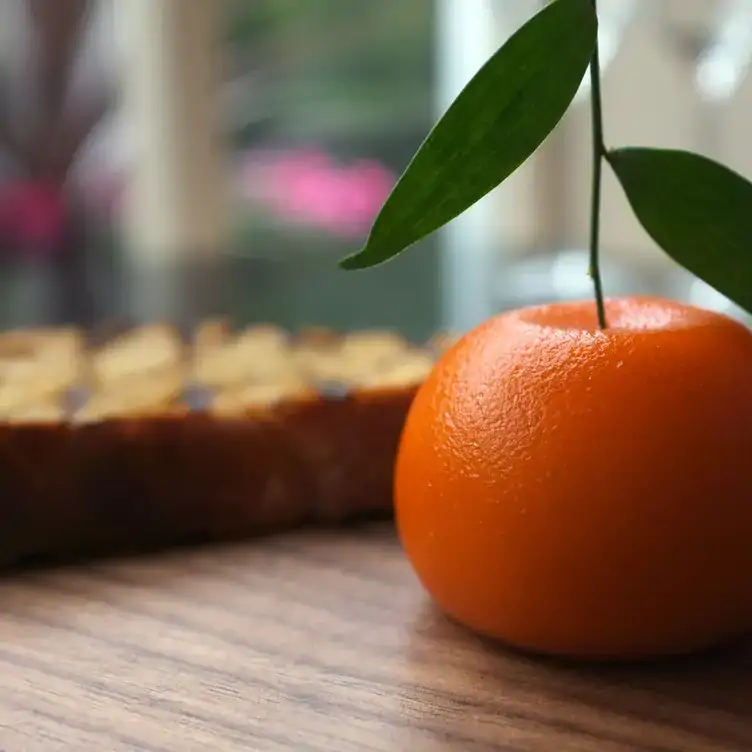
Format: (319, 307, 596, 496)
(339, 0, 597, 270)
(608, 147, 752, 316)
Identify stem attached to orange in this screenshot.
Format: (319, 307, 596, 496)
(588, 0, 608, 330)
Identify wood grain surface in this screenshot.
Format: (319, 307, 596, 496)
(0, 524, 749, 752)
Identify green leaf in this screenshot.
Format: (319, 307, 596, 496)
(608, 147, 752, 316)
(339, 0, 597, 270)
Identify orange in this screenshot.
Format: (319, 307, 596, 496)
(396, 297, 752, 660)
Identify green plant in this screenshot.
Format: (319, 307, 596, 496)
(339, 0, 752, 328)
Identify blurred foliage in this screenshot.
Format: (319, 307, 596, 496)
(224, 0, 433, 161)
(220, 0, 438, 334)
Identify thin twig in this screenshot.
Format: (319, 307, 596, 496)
(588, 0, 608, 330)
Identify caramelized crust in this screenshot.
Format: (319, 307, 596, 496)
(0, 323, 443, 566)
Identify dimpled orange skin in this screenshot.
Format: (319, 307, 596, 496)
(396, 297, 752, 660)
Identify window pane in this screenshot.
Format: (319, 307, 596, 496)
(0, 0, 438, 341)
(223, 0, 438, 341)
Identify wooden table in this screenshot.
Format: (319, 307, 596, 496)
(0, 525, 749, 752)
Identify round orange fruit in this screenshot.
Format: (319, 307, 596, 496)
(396, 297, 752, 660)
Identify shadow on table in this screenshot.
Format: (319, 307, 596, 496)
(399, 603, 752, 750)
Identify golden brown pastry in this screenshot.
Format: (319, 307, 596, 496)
(0, 324, 438, 566)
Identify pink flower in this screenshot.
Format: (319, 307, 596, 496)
(238, 147, 396, 239)
(0, 181, 66, 258)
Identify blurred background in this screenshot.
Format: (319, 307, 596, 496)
(0, 0, 751, 341)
